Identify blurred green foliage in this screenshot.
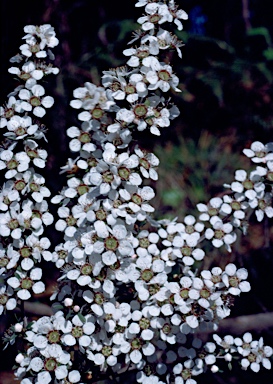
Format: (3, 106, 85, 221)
(153, 130, 248, 219)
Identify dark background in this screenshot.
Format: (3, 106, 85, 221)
(1, 1, 273, 383)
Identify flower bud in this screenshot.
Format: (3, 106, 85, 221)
(211, 365, 219, 373)
(14, 323, 23, 332)
(64, 298, 73, 307)
(15, 353, 24, 364)
(225, 353, 232, 362)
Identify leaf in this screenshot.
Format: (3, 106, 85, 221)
(77, 312, 86, 324)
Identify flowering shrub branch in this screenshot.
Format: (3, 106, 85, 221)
(0, 1, 273, 384)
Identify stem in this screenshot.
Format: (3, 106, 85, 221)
(242, 0, 251, 32)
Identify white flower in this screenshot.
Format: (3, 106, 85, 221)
(142, 58, 180, 93)
(0, 285, 16, 315)
(5, 115, 38, 140)
(205, 217, 236, 252)
(221, 263, 251, 295)
(0, 149, 30, 179)
(8, 61, 44, 82)
(197, 197, 223, 221)
(7, 267, 45, 300)
(0, 96, 22, 128)
(67, 126, 96, 153)
(228, 169, 265, 201)
(0, 208, 22, 239)
(24, 139, 48, 168)
(18, 84, 54, 117)
(243, 141, 273, 163)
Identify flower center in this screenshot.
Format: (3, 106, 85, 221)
(92, 107, 104, 119)
(131, 337, 143, 350)
(94, 292, 104, 305)
(19, 72, 31, 81)
(26, 149, 38, 158)
(8, 219, 19, 230)
(134, 104, 148, 118)
(181, 245, 192, 256)
(214, 229, 224, 239)
(44, 357, 57, 372)
(148, 284, 160, 295)
(211, 275, 221, 284)
(20, 277, 33, 290)
(185, 225, 195, 234)
(58, 250, 68, 259)
(229, 276, 239, 287)
(231, 201, 241, 210)
(139, 318, 150, 330)
(247, 353, 256, 363)
(47, 330, 61, 343)
(208, 207, 218, 216)
(141, 268, 154, 282)
(132, 193, 142, 205)
(15, 180, 26, 191)
(181, 369, 192, 380)
(15, 126, 27, 136)
(136, 50, 149, 59)
(118, 167, 130, 180)
(162, 323, 171, 334)
(105, 236, 119, 251)
(77, 184, 89, 195)
(66, 215, 77, 226)
(102, 346, 112, 357)
(139, 237, 150, 248)
(149, 14, 161, 24)
(200, 288, 210, 298)
(30, 44, 40, 54)
(7, 159, 18, 170)
(125, 84, 136, 94)
(180, 288, 189, 299)
(0, 257, 9, 267)
(258, 199, 267, 210)
(80, 263, 93, 275)
(267, 171, 273, 181)
(139, 158, 150, 169)
(158, 70, 171, 81)
(0, 294, 8, 305)
(72, 326, 83, 338)
(30, 96, 41, 107)
(29, 182, 40, 192)
(20, 247, 32, 258)
(242, 180, 253, 190)
(79, 132, 91, 143)
(102, 171, 114, 184)
(5, 108, 14, 119)
(96, 209, 107, 221)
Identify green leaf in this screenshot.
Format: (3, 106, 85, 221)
(77, 313, 86, 324)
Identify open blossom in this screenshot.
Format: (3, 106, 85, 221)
(5, 115, 38, 140)
(18, 84, 54, 117)
(243, 141, 273, 163)
(8, 61, 44, 82)
(7, 267, 45, 300)
(205, 217, 237, 252)
(19, 24, 59, 59)
(221, 263, 251, 295)
(0, 149, 30, 179)
(141, 57, 181, 93)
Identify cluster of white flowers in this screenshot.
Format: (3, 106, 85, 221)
(1, 2, 273, 384)
(0, 25, 59, 314)
(205, 332, 272, 374)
